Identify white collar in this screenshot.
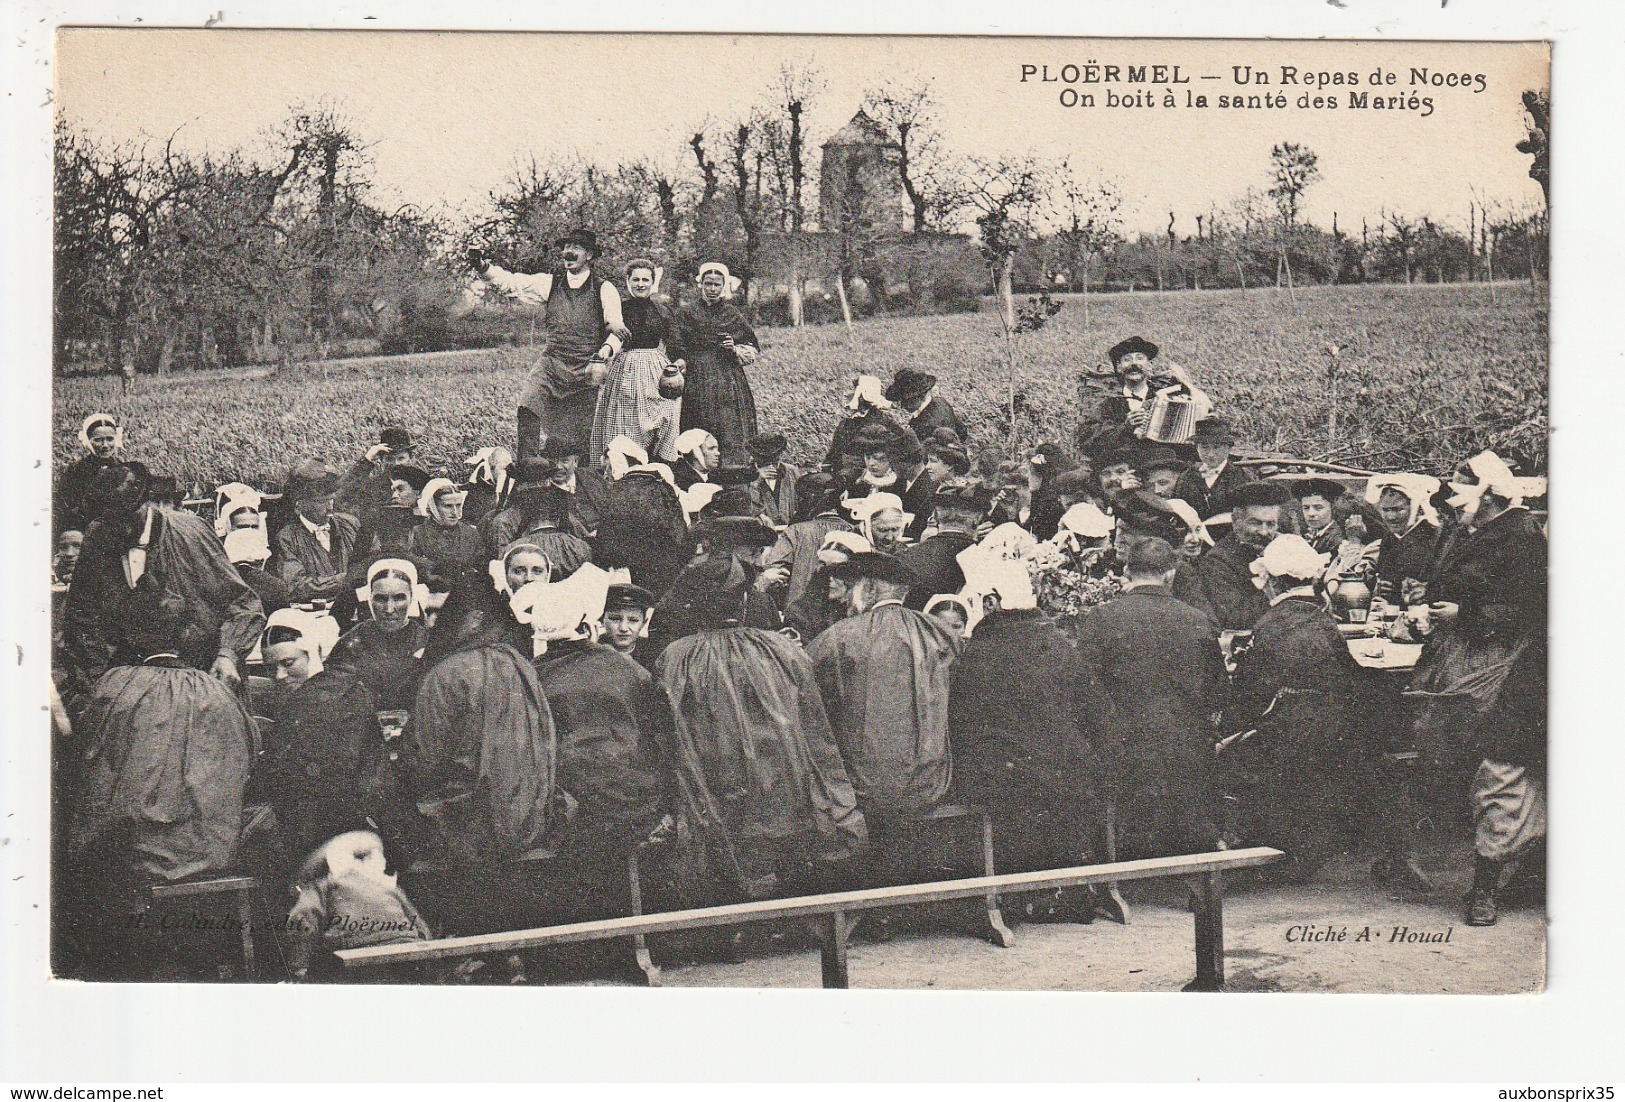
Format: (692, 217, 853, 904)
(870, 598, 906, 610)
(1122, 381, 1150, 400)
(1269, 585, 1318, 606)
(299, 513, 329, 534)
(1123, 578, 1168, 592)
(563, 268, 592, 290)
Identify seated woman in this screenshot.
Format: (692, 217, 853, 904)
(1366, 472, 1445, 605)
(671, 428, 721, 492)
(212, 482, 266, 540)
(327, 559, 431, 709)
(69, 575, 257, 885)
(655, 555, 866, 903)
(407, 574, 571, 871)
(844, 492, 912, 556)
(259, 607, 392, 863)
(490, 542, 552, 595)
(512, 570, 673, 853)
(60, 577, 258, 979)
(479, 459, 595, 576)
(405, 478, 485, 589)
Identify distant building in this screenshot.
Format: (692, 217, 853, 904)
(819, 110, 911, 235)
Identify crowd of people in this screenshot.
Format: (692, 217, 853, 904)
(49, 229, 1549, 984)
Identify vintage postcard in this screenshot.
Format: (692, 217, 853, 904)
(44, 28, 1549, 1000)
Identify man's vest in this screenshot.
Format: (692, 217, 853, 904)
(544, 271, 608, 365)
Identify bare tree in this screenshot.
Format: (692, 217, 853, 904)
(862, 77, 957, 233)
(1043, 161, 1122, 328)
(1268, 142, 1321, 297)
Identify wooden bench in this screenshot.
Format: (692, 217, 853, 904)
(148, 874, 259, 981)
(340, 847, 1283, 991)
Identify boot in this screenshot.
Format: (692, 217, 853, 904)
(1463, 855, 1501, 927)
(517, 408, 543, 462)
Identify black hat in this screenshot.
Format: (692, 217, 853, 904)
(511, 458, 559, 486)
(1230, 480, 1293, 510)
(1191, 417, 1237, 445)
(379, 426, 414, 454)
(1028, 442, 1072, 473)
(391, 464, 432, 493)
(539, 436, 583, 460)
(555, 228, 600, 256)
(748, 432, 788, 464)
(146, 473, 181, 498)
(1290, 477, 1347, 502)
(792, 471, 844, 522)
(1115, 490, 1188, 543)
(885, 367, 938, 403)
(285, 459, 340, 502)
(933, 476, 993, 512)
(1136, 446, 1189, 475)
(693, 515, 778, 548)
(713, 465, 761, 488)
(1050, 468, 1097, 497)
(825, 551, 919, 587)
(1108, 336, 1159, 367)
(851, 422, 896, 456)
(605, 583, 657, 611)
(1099, 448, 1140, 472)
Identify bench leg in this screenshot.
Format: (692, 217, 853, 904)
(980, 812, 1015, 948)
(236, 887, 257, 982)
(627, 848, 661, 988)
(1183, 871, 1226, 992)
(820, 910, 852, 989)
(1098, 798, 1131, 925)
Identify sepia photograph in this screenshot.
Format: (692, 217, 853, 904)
(43, 27, 1551, 999)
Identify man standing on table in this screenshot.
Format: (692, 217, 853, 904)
(470, 230, 627, 460)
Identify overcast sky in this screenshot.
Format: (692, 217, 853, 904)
(55, 29, 1547, 237)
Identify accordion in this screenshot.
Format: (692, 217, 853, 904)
(1144, 387, 1197, 444)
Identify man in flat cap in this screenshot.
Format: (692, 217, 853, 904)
(469, 228, 627, 460)
(273, 459, 363, 604)
(1172, 479, 1289, 631)
(600, 582, 658, 669)
(808, 552, 958, 821)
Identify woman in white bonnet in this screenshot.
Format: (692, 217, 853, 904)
(670, 262, 760, 466)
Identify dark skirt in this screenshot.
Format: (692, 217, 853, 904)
(679, 350, 758, 466)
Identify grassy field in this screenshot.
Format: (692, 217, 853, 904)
(52, 281, 1547, 487)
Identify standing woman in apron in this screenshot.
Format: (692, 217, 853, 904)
(671, 262, 760, 467)
(589, 259, 683, 464)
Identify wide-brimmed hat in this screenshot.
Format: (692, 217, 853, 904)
(713, 465, 761, 488)
(693, 515, 779, 548)
(1290, 477, 1347, 502)
(1230, 480, 1293, 510)
(378, 426, 414, 454)
(1108, 336, 1159, 368)
(1136, 446, 1189, 475)
(390, 464, 432, 493)
(555, 228, 600, 256)
(285, 459, 340, 502)
(885, 367, 938, 403)
(748, 432, 789, 464)
(825, 551, 919, 587)
(933, 476, 993, 513)
(1191, 417, 1236, 445)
